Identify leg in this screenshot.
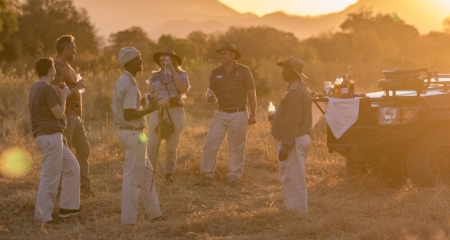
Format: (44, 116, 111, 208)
(164, 108, 185, 174)
(141, 150, 162, 220)
(118, 130, 148, 225)
(34, 133, 64, 222)
(277, 135, 310, 215)
(200, 111, 228, 179)
(146, 111, 161, 169)
(71, 116, 91, 190)
(227, 111, 248, 181)
(59, 145, 81, 210)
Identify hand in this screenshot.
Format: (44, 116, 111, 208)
(59, 85, 71, 98)
(158, 99, 170, 108)
(206, 94, 216, 103)
(140, 97, 146, 106)
(247, 115, 256, 125)
(166, 61, 176, 73)
(278, 145, 291, 161)
(75, 79, 86, 91)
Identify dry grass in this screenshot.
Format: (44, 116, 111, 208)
(2, 68, 450, 239)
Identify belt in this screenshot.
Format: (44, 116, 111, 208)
(219, 107, 246, 113)
(119, 126, 146, 131)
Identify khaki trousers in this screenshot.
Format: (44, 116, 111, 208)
(201, 111, 248, 181)
(276, 134, 310, 214)
(147, 107, 185, 173)
(34, 132, 80, 222)
(64, 114, 91, 189)
(118, 130, 162, 225)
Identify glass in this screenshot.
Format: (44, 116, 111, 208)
(76, 74, 85, 93)
(324, 81, 333, 94)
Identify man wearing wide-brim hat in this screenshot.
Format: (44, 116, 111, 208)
(200, 41, 257, 186)
(271, 56, 312, 215)
(112, 46, 163, 224)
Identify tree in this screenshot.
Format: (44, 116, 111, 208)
(444, 17, 450, 34)
(15, 0, 99, 57)
(106, 26, 154, 58)
(0, 0, 19, 61)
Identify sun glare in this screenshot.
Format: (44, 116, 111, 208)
(0, 147, 32, 178)
(433, 0, 450, 9)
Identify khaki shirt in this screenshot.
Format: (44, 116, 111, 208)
(209, 63, 255, 109)
(271, 80, 312, 147)
(112, 70, 146, 128)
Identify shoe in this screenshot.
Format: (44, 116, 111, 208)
(228, 179, 239, 187)
(165, 173, 174, 184)
(150, 216, 165, 222)
(194, 176, 213, 186)
(58, 208, 81, 218)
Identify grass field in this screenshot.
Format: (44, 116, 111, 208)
(1, 67, 450, 239)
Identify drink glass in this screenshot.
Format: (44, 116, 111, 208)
(76, 74, 85, 93)
(324, 81, 333, 94)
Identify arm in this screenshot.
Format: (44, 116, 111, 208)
(278, 91, 303, 160)
(124, 108, 155, 121)
(50, 86, 71, 119)
(167, 63, 189, 93)
(247, 89, 257, 125)
(206, 71, 216, 103)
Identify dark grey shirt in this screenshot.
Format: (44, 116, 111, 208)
(209, 63, 255, 109)
(271, 80, 312, 147)
(29, 81, 66, 138)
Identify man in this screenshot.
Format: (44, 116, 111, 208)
(52, 35, 93, 195)
(200, 42, 257, 185)
(271, 57, 312, 215)
(29, 58, 81, 223)
(113, 47, 162, 225)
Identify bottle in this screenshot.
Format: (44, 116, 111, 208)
(206, 88, 217, 103)
(341, 74, 349, 96)
(268, 102, 276, 121)
(348, 74, 355, 98)
(334, 75, 342, 94)
(76, 74, 85, 93)
(146, 93, 151, 107)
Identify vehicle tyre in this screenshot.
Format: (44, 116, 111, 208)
(407, 128, 450, 186)
(371, 156, 407, 188)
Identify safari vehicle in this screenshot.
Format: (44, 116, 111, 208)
(315, 68, 450, 187)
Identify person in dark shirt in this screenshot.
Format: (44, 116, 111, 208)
(200, 42, 257, 186)
(271, 56, 312, 215)
(29, 58, 81, 223)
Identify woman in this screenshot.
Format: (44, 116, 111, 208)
(146, 48, 190, 183)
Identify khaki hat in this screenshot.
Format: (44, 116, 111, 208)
(153, 48, 182, 67)
(118, 47, 141, 67)
(276, 57, 308, 79)
(215, 42, 241, 60)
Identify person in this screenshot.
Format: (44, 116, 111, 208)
(29, 58, 81, 223)
(113, 47, 162, 225)
(200, 42, 257, 185)
(271, 56, 312, 215)
(146, 48, 190, 183)
(52, 35, 93, 195)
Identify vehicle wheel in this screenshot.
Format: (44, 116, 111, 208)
(371, 156, 407, 188)
(407, 128, 450, 186)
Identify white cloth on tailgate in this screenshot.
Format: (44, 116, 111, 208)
(324, 98, 360, 139)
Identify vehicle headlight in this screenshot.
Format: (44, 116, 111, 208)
(378, 107, 418, 125)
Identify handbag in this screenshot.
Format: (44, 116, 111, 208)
(155, 107, 175, 140)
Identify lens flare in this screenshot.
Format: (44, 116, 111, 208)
(138, 132, 147, 143)
(0, 147, 32, 178)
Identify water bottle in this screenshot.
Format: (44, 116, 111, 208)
(76, 74, 85, 93)
(207, 88, 217, 103)
(268, 102, 276, 121)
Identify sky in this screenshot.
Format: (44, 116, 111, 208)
(218, 0, 359, 16)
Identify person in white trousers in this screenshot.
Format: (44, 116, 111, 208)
(29, 57, 81, 222)
(113, 47, 162, 225)
(271, 57, 312, 215)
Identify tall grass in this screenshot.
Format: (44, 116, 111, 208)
(1, 61, 450, 239)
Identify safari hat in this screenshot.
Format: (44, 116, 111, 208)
(215, 42, 241, 60)
(153, 48, 182, 67)
(276, 57, 308, 79)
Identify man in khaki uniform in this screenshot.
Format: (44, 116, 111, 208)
(201, 42, 257, 185)
(271, 57, 312, 215)
(113, 47, 162, 225)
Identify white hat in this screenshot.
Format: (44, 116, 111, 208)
(118, 47, 141, 67)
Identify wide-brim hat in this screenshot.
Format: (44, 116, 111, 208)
(215, 42, 241, 60)
(153, 48, 182, 67)
(276, 57, 308, 79)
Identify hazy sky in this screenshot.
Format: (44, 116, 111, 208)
(218, 0, 358, 16)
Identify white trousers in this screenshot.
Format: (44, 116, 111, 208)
(34, 132, 80, 221)
(201, 111, 248, 181)
(118, 130, 162, 225)
(276, 134, 310, 214)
